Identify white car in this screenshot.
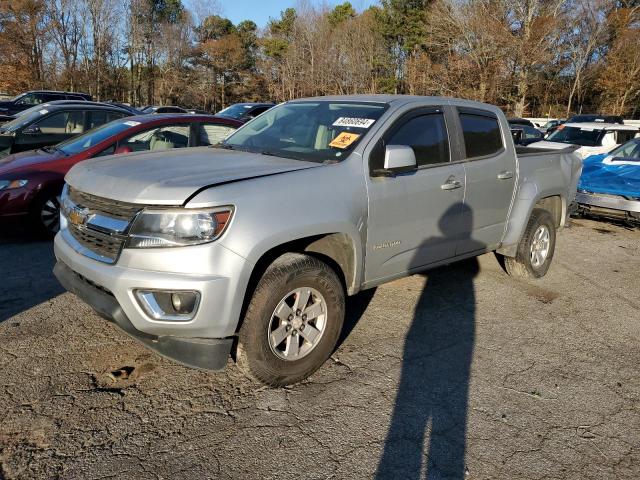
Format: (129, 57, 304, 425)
(529, 122, 640, 158)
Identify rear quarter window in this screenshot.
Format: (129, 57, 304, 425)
(459, 112, 503, 158)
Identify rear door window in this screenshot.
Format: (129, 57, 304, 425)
(459, 112, 503, 158)
(34, 111, 84, 134)
(199, 123, 236, 146)
(615, 130, 638, 144)
(119, 124, 190, 152)
(386, 112, 450, 167)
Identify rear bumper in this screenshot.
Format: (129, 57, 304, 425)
(53, 260, 233, 370)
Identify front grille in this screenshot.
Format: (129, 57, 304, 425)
(65, 187, 148, 263)
(68, 222, 125, 263)
(69, 187, 144, 221)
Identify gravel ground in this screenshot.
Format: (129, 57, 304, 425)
(0, 218, 638, 479)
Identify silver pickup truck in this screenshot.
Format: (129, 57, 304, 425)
(53, 95, 581, 386)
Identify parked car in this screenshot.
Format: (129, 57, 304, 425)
(575, 138, 640, 224)
(0, 103, 133, 159)
(0, 114, 241, 235)
(141, 105, 187, 114)
(53, 95, 582, 386)
(0, 90, 91, 116)
(216, 102, 275, 123)
(529, 122, 639, 158)
(510, 123, 544, 145)
(0, 100, 141, 125)
(507, 117, 535, 128)
(539, 119, 565, 134)
(566, 114, 624, 124)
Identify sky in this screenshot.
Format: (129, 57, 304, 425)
(187, 0, 379, 28)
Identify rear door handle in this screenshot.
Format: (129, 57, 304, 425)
(441, 180, 462, 190)
(497, 171, 514, 180)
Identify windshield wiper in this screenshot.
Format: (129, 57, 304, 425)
(41, 145, 67, 155)
(216, 143, 234, 150)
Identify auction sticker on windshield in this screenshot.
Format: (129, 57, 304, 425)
(333, 117, 376, 129)
(330, 132, 360, 149)
(123, 121, 141, 126)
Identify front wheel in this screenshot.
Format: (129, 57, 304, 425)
(30, 189, 62, 237)
(502, 208, 556, 279)
(237, 253, 345, 386)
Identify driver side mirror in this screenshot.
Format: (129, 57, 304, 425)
(382, 145, 417, 174)
(22, 125, 41, 135)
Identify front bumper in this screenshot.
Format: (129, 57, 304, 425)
(576, 191, 640, 221)
(53, 260, 233, 370)
(54, 229, 254, 338)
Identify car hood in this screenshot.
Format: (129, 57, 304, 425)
(65, 147, 323, 204)
(0, 148, 58, 174)
(578, 153, 640, 199)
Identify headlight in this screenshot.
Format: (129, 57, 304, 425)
(127, 207, 233, 248)
(0, 179, 28, 191)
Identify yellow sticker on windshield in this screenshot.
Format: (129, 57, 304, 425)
(329, 132, 360, 149)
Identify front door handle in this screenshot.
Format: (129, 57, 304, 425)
(497, 171, 514, 180)
(441, 180, 462, 190)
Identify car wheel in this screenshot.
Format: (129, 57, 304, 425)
(30, 189, 62, 237)
(237, 253, 345, 387)
(502, 208, 556, 279)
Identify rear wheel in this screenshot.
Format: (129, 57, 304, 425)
(502, 208, 556, 279)
(30, 189, 62, 237)
(237, 253, 345, 386)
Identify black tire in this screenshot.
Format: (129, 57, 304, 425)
(502, 208, 556, 279)
(237, 253, 345, 387)
(29, 188, 62, 238)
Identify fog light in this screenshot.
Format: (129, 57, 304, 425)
(135, 290, 200, 321)
(171, 292, 197, 314)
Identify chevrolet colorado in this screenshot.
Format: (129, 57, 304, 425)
(53, 95, 582, 386)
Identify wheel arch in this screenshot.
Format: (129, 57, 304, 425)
(498, 190, 566, 257)
(234, 232, 359, 338)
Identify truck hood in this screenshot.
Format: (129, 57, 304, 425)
(528, 140, 607, 159)
(65, 147, 322, 204)
(528, 140, 575, 150)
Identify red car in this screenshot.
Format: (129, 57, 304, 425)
(0, 113, 241, 235)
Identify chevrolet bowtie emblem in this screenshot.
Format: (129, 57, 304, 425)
(68, 207, 89, 226)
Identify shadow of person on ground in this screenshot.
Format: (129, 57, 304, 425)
(376, 203, 483, 479)
(0, 231, 63, 322)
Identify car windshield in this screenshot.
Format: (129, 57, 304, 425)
(10, 93, 25, 102)
(56, 118, 140, 155)
(220, 101, 387, 163)
(217, 104, 255, 119)
(608, 139, 640, 162)
(542, 121, 557, 129)
(141, 107, 156, 114)
(546, 126, 604, 147)
(0, 108, 51, 133)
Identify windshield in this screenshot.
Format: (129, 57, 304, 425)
(217, 104, 254, 119)
(0, 107, 51, 133)
(10, 93, 25, 102)
(141, 107, 156, 114)
(221, 101, 387, 163)
(546, 126, 604, 147)
(56, 118, 139, 155)
(608, 139, 640, 162)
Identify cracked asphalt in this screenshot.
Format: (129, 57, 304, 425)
(0, 218, 638, 479)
